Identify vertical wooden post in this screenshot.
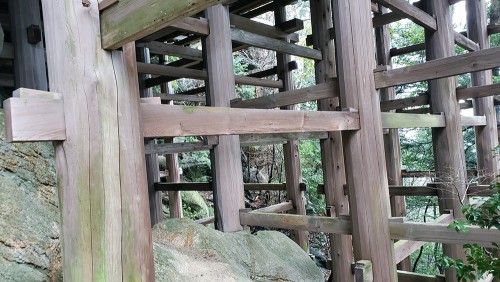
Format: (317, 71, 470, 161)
(310, 0, 354, 279)
(9, 0, 48, 90)
(374, 6, 411, 272)
(137, 46, 163, 225)
(332, 0, 397, 280)
(204, 4, 245, 232)
(274, 4, 308, 251)
(423, 1, 466, 280)
(466, 0, 499, 182)
(41, 0, 154, 280)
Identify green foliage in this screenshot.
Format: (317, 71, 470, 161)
(299, 139, 325, 215)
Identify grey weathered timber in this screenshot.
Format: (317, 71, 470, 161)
(205, 5, 245, 232)
(453, 32, 479, 51)
(374, 6, 410, 270)
(165, 137, 183, 219)
(100, 0, 225, 49)
(40, 0, 155, 279)
(467, 0, 499, 183)
(372, 12, 405, 28)
(310, 0, 354, 279)
(231, 28, 323, 60)
(372, 0, 437, 30)
(456, 83, 500, 100)
(138, 41, 203, 61)
(332, 0, 397, 280)
(251, 201, 294, 213)
(488, 24, 500, 35)
(157, 94, 206, 103)
(381, 113, 446, 128)
(390, 43, 426, 57)
(229, 13, 300, 42)
(461, 115, 487, 127)
(423, 1, 466, 280)
(240, 132, 328, 146)
(155, 182, 306, 192)
(145, 141, 214, 155)
(231, 80, 338, 109)
(354, 260, 373, 282)
(9, 0, 48, 90)
(274, 5, 308, 251)
(375, 46, 500, 88)
(380, 93, 429, 111)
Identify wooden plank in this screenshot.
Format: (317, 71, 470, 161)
(456, 83, 500, 100)
(390, 43, 426, 57)
(100, 0, 223, 49)
(155, 182, 305, 192)
(165, 138, 183, 219)
(13, 88, 63, 99)
(140, 104, 360, 137)
(373, 12, 405, 28)
(205, 4, 245, 232)
(454, 32, 479, 51)
(239, 132, 328, 146)
(3, 97, 66, 142)
(170, 17, 209, 35)
(372, 0, 437, 30)
(234, 76, 283, 88)
(138, 41, 203, 61)
(9, 0, 48, 90)
(157, 94, 206, 103)
(380, 93, 429, 111)
(487, 24, 500, 35)
(230, 28, 323, 60)
(229, 13, 300, 42)
(394, 214, 453, 264)
(381, 113, 446, 128)
(98, 0, 118, 11)
(251, 201, 294, 213)
(461, 115, 487, 127)
(332, 0, 397, 280)
(144, 141, 214, 155)
(317, 184, 439, 196)
(231, 80, 338, 109)
(397, 271, 445, 282)
(374, 46, 500, 89)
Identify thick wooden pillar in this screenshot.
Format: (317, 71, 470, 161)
(466, 0, 499, 182)
(41, 1, 154, 280)
(374, 6, 411, 272)
(9, 0, 48, 90)
(310, 0, 354, 279)
(204, 4, 245, 232)
(332, 0, 397, 281)
(423, 1, 466, 280)
(274, 4, 308, 251)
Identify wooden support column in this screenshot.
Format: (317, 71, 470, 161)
(204, 4, 245, 232)
(137, 47, 163, 226)
(423, 1, 466, 280)
(165, 137, 183, 218)
(466, 0, 499, 182)
(310, 0, 354, 279)
(374, 6, 411, 271)
(274, 4, 308, 251)
(332, 0, 397, 281)
(40, 0, 154, 280)
(9, 0, 48, 90)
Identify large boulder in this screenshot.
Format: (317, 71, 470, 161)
(153, 219, 324, 282)
(0, 110, 62, 281)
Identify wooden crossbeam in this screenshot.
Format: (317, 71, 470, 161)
(397, 271, 445, 282)
(141, 104, 360, 138)
(155, 182, 306, 192)
(388, 33, 478, 57)
(316, 184, 439, 196)
(375, 46, 500, 88)
(454, 32, 480, 51)
(230, 28, 323, 60)
(394, 213, 453, 264)
(456, 83, 500, 100)
(373, 12, 405, 28)
(251, 201, 294, 213)
(100, 0, 223, 49)
(231, 80, 338, 109)
(144, 141, 214, 155)
(170, 17, 209, 35)
(488, 24, 500, 35)
(461, 115, 487, 127)
(381, 113, 446, 128)
(390, 43, 425, 57)
(372, 0, 437, 30)
(137, 42, 203, 61)
(157, 94, 206, 103)
(229, 13, 300, 42)
(380, 93, 429, 112)
(240, 132, 328, 146)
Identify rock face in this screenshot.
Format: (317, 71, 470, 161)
(153, 219, 324, 282)
(0, 109, 62, 281)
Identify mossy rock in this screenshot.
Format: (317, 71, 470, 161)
(163, 191, 210, 220)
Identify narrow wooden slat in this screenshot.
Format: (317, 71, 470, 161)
(138, 41, 203, 61)
(454, 32, 479, 51)
(229, 13, 300, 41)
(157, 94, 206, 103)
(372, 0, 437, 30)
(230, 28, 323, 60)
(456, 83, 500, 100)
(141, 104, 360, 137)
(239, 132, 328, 146)
(144, 141, 214, 155)
(379, 93, 429, 111)
(170, 17, 209, 35)
(251, 201, 293, 213)
(389, 43, 425, 57)
(461, 115, 487, 127)
(381, 113, 446, 128)
(100, 0, 222, 49)
(231, 80, 338, 109)
(373, 12, 405, 28)
(3, 97, 66, 142)
(316, 184, 438, 196)
(488, 24, 500, 35)
(155, 182, 212, 192)
(234, 76, 283, 88)
(397, 271, 445, 282)
(374, 46, 500, 89)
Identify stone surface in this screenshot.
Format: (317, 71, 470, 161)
(163, 191, 210, 220)
(153, 219, 324, 282)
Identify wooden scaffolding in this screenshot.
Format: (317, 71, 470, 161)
(3, 0, 500, 281)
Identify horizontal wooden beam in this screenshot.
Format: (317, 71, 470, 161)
(144, 141, 214, 155)
(229, 13, 300, 42)
(375, 46, 500, 88)
(390, 43, 425, 57)
(317, 184, 439, 196)
(488, 24, 500, 35)
(456, 83, 500, 100)
(379, 93, 429, 112)
(373, 12, 405, 28)
(169, 17, 209, 35)
(141, 104, 360, 137)
(394, 213, 453, 264)
(231, 80, 338, 109)
(98, 0, 119, 11)
(381, 113, 446, 128)
(461, 115, 487, 127)
(251, 201, 294, 213)
(155, 182, 307, 192)
(138, 41, 203, 61)
(467, 185, 497, 197)
(240, 132, 328, 146)
(100, 0, 222, 49)
(372, 0, 437, 30)
(454, 32, 480, 51)
(397, 271, 445, 282)
(157, 94, 206, 103)
(230, 28, 322, 60)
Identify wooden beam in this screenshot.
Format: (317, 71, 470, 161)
(239, 132, 328, 146)
(157, 94, 206, 103)
(372, 0, 437, 30)
(488, 24, 500, 35)
(138, 41, 203, 61)
(454, 32, 479, 51)
(374, 46, 500, 89)
(144, 141, 214, 155)
(251, 201, 294, 213)
(397, 271, 445, 282)
(155, 182, 306, 192)
(231, 80, 338, 109)
(456, 83, 500, 100)
(98, 0, 118, 11)
(141, 104, 360, 137)
(317, 184, 439, 196)
(389, 43, 425, 57)
(230, 28, 323, 60)
(380, 93, 429, 111)
(229, 13, 300, 42)
(170, 17, 209, 35)
(381, 113, 446, 128)
(461, 115, 487, 127)
(467, 185, 496, 197)
(373, 12, 405, 28)
(100, 0, 223, 49)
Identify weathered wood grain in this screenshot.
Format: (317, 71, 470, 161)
(461, 115, 487, 127)
(138, 41, 203, 61)
(229, 13, 300, 42)
(454, 32, 479, 51)
(381, 113, 446, 128)
(251, 201, 293, 213)
(373, 0, 437, 30)
(379, 93, 429, 112)
(456, 83, 500, 100)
